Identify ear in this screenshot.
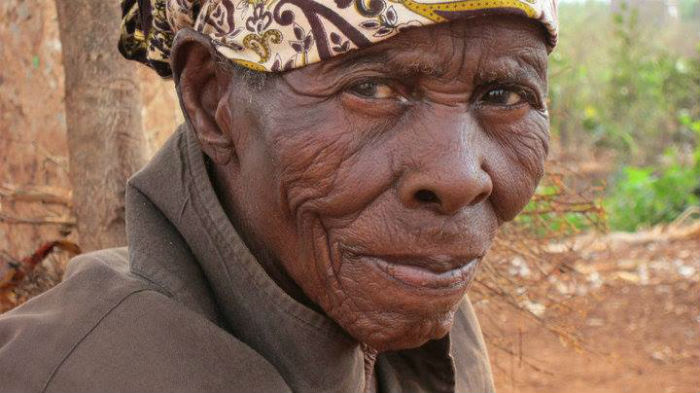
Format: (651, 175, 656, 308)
(171, 29, 235, 165)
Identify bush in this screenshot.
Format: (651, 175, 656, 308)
(547, 1, 699, 232)
(605, 157, 699, 232)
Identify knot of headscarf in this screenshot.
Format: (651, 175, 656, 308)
(119, 0, 558, 77)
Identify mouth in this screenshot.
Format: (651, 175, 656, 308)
(345, 252, 480, 291)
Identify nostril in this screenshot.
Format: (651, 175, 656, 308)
(470, 190, 490, 206)
(414, 189, 440, 204)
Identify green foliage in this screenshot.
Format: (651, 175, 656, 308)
(605, 116, 700, 231)
(604, 6, 699, 157)
(548, 1, 700, 231)
(515, 177, 605, 238)
(679, 0, 700, 20)
(552, 2, 699, 159)
(680, 113, 700, 173)
(605, 159, 699, 232)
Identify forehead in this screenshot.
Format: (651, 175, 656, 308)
(307, 15, 548, 79)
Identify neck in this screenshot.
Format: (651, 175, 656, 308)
(208, 157, 324, 314)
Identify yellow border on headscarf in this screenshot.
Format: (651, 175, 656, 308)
(390, 0, 536, 23)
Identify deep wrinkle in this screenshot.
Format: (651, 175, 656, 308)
(299, 55, 545, 117)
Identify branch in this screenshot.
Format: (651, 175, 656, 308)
(0, 183, 72, 206)
(0, 212, 76, 226)
(1, 240, 81, 290)
(483, 332, 555, 376)
(3, 138, 69, 173)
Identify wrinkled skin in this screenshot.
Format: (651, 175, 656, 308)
(172, 15, 549, 352)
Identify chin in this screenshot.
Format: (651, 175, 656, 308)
(307, 234, 479, 352)
(288, 213, 484, 352)
(353, 303, 460, 352)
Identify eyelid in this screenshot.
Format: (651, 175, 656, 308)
(333, 69, 393, 92)
(339, 78, 413, 116)
(476, 83, 543, 109)
(345, 77, 411, 101)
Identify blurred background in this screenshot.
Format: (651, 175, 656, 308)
(1, 1, 698, 392)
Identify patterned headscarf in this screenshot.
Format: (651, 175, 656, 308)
(119, 0, 558, 77)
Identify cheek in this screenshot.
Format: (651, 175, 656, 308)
(483, 112, 549, 221)
(268, 100, 397, 221)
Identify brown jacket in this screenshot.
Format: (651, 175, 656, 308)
(0, 125, 494, 393)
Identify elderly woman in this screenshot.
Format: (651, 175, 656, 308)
(0, 1, 557, 392)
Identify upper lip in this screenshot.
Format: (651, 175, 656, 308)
(347, 252, 479, 274)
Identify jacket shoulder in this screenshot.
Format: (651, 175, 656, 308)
(46, 289, 290, 393)
(0, 248, 152, 392)
(0, 249, 289, 393)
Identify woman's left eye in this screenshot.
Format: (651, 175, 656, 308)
(481, 88, 526, 106)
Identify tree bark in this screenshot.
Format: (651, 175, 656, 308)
(55, 0, 148, 251)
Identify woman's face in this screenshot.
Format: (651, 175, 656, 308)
(209, 15, 549, 351)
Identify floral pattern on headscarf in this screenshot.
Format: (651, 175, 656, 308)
(119, 0, 558, 77)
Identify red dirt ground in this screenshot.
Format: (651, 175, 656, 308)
(477, 235, 700, 393)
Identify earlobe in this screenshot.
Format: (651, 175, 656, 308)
(171, 29, 235, 166)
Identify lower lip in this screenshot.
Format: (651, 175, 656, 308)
(362, 256, 478, 291)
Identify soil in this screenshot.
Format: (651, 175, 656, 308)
(476, 234, 700, 393)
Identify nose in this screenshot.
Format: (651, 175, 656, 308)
(398, 162, 492, 215)
(396, 117, 493, 215)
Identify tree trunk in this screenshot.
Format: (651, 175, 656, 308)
(55, 0, 148, 251)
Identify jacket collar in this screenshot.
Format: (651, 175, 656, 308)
(126, 124, 469, 392)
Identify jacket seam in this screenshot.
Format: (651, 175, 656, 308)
(40, 289, 152, 393)
(129, 267, 176, 298)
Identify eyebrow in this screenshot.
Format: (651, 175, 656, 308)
(320, 44, 546, 90)
(321, 49, 446, 78)
(473, 63, 541, 86)
(474, 50, 547, 89)
(320, 51, 389, 73)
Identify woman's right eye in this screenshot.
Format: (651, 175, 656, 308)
(348, 81, 401, 100)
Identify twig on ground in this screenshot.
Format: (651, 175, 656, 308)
(0, 183, 72, 206)
(0, 212, 76, 226)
